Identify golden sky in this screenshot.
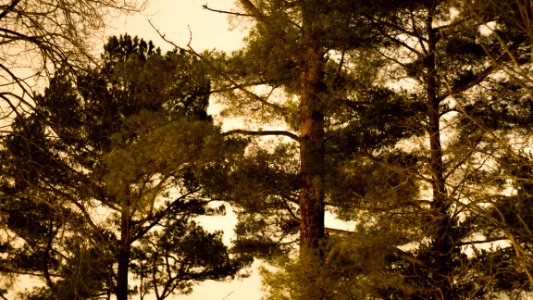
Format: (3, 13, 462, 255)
(107, 0, 247, 53)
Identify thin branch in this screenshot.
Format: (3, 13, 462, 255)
(209, 80, 269, 94)
(456, 237, 509, 247)
(0, 0, 21, 21)
(131, 188, 202, 241)
(409, 9, 428, 55)
(202, 4, 252, 18)
(223, 129, 300, 141)
(363, 13, 424, 57)
(325, 227, 352, 234)
(237, 0, 270, 25)
(280, 194, 300, 222)
(149, 20, 291, 115)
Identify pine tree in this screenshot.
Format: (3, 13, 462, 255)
(313, 0, 533, 298)
(212, 0, 532, 298)
(0, 35, 247, 300)
(203, 1, 409, 298)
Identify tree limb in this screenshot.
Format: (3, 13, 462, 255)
(149, 20, 292, 116)
(202, 4, 252, 17)
(223, 129, 300, 141)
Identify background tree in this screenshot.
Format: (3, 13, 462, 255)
(0, 35, 248, 300)
(294, 0, 532, 298)
(0, 0, 144, 119)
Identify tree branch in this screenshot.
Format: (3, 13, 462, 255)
(223, 129, 300, 141)
(0, 0, 21, 22)
(237, 0, 270, 24)
(202, 4, 252, 17)
(149, 20, 292, 116)
(439, 38, 524, 101)
(325, 227, 353, 234)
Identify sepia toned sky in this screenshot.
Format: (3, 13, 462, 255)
(107, 1, 263, 299)
(107, 0, 247, 53)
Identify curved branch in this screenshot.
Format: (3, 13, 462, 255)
(237, 0, 270, 25)
(149, 20, 292, 116)
(0, 0, 21, 21)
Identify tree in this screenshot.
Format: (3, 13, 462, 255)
(0, 35, 247, 300)
(198, 1, 407, 298)
(206, 0, 532, 299)
(0, 0, 143, 120)
(305, 0, 533, 298)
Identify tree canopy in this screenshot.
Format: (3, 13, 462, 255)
(0, 34, 248, 300)
(0, 0, 531, 299)
(201, 0, 533, 299)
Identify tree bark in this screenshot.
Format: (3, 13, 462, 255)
(116, 209, 131, 300)
(298, 0, 326, 256)
(297, 2, 327, 300)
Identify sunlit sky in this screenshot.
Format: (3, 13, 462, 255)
(106, 0, 246, 53)
(106, 1, 263, 299)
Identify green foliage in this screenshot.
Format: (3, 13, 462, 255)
(219, 0, 533, 299)
(0, 34, 247, 299)
(133, 218, 245, 299)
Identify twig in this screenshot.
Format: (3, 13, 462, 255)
(221, 291, 234, 300)
(203, 4, 252, 17)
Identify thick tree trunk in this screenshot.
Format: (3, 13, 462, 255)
(297, 2, 326, 299)
(298, 0, 326, 257)
(236, 1, 327, 298)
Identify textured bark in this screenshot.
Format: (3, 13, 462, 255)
(116, 209, 131, 300)
(298, 0, 326, 256)
(297, 3, 326, 300)
(235, 1, 327, 298)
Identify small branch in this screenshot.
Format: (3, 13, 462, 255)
(0, 0, 21, 22)
(187, 25, 193, 48)
(237, 0, 270, 25)
(280, 194, 300, 222)
(149, 20, 291, 115)
(221, 291, 234, 300)
(455, 237, 509, 247)
(202, 4, 252, 17)
(325, 227, 353, 235)
(223, 129, 300, 141)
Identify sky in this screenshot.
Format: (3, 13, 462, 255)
(106, 0, 247, 53)
(105, 1, 264, 299)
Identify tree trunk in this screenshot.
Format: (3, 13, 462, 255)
(298, 0, 326, 257)
(425, 11, 454, 300)
(116, 210, 131, 300)
(297, 2, 326, 299)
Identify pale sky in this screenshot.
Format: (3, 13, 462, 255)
(106, 1, 263, 300)
(106, 0, 247, 53)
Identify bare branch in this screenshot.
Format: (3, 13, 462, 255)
(149, 20, 292, 116)
(202, 4, 252, 18)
